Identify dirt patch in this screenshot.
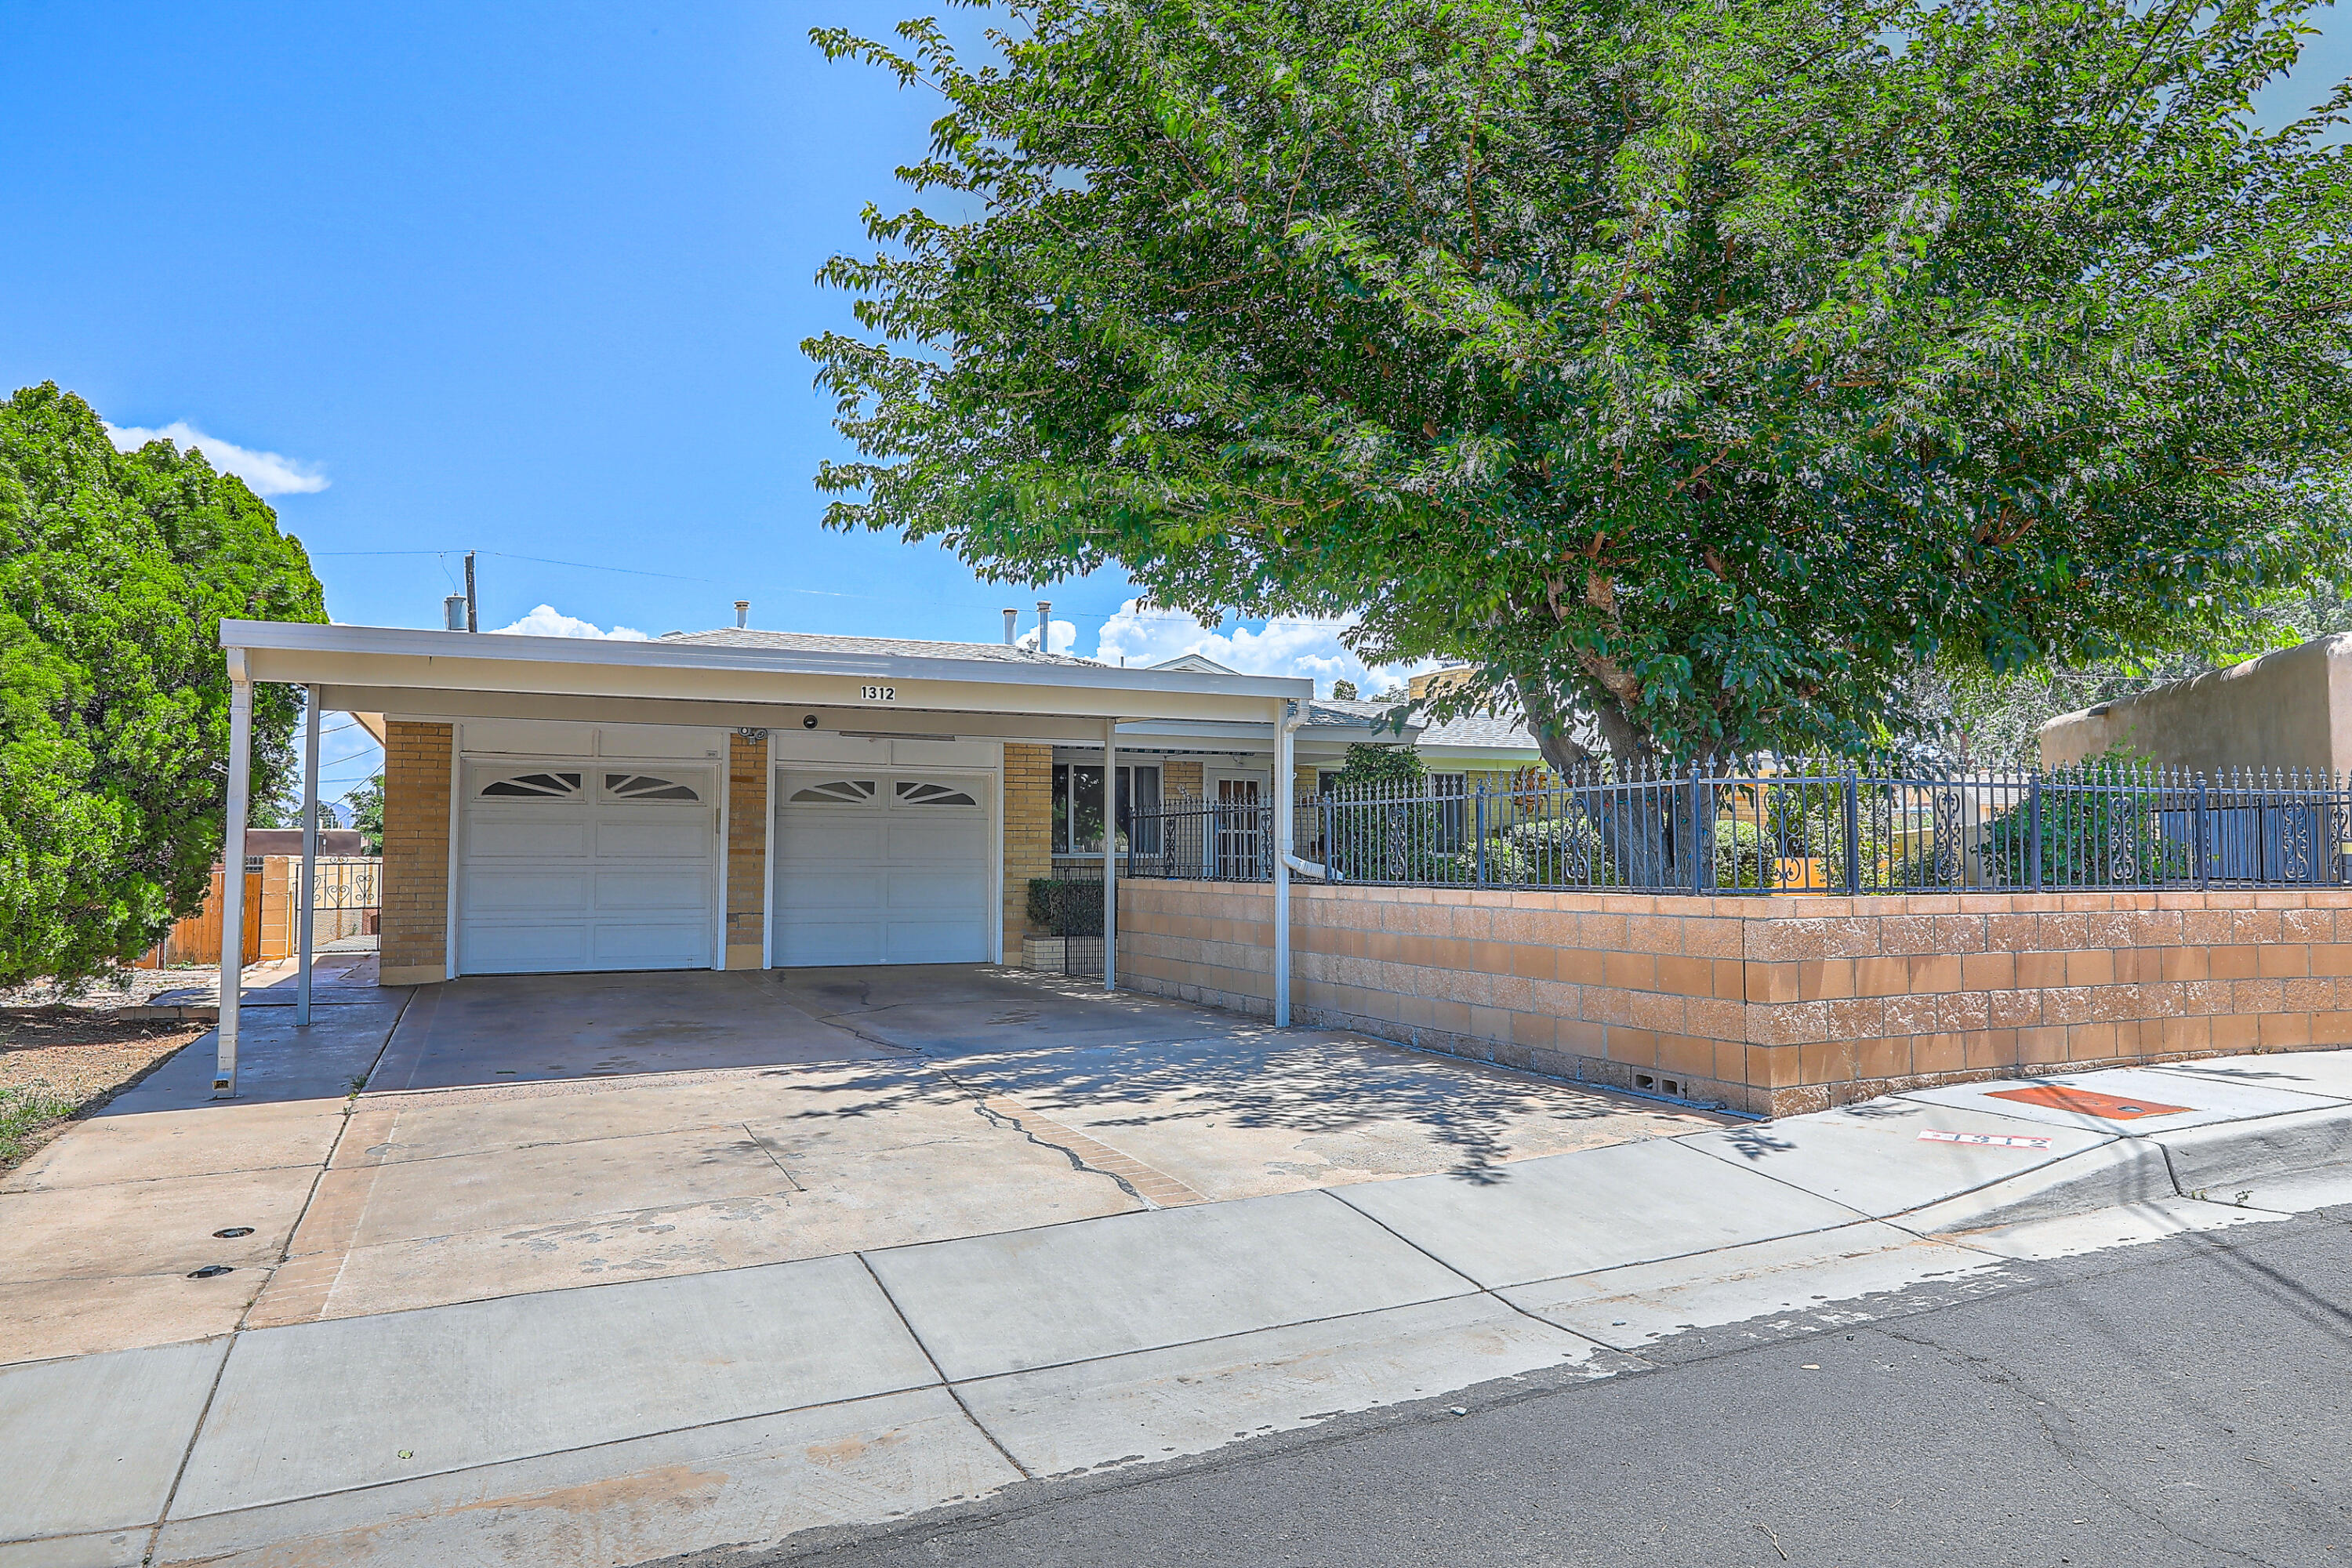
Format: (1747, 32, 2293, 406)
(0, 1008, 209, 1170)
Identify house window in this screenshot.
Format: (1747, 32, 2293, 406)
(1053, 764, 1162, 855)
(1432, 773, 1468, 850)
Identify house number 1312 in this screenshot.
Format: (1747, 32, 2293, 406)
(861, 684, 896, 702)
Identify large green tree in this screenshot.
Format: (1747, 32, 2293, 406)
(0, 383, 325, 984)
(808, 0, 2352, 769)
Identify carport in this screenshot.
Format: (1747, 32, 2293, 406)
(213, 619, 1312, 1098)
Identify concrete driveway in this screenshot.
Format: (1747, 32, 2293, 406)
(2, 964, 1718, 1361)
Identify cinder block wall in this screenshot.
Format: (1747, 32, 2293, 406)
(726, 731, 768, 967)
(1004, 744, 1053, 950)
(1117, 881, 2352, 1116)
(379, 720, 453, 985)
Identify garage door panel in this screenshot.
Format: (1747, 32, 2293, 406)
(459, 923, 593, 971)
(774, 920, 886, 967)
(880, 868, 991, 910)
(883, 920, 989, 964)
(468, 819, 592, 859)
(469, 870, 593, 913)
(593, 869, 708, 911)
(777, 818, 885, 861)
(777, 870, 887, 913)
(882, 818, 989, 860)
(591, 921, 712, 967)
(596, 818, 711, 858)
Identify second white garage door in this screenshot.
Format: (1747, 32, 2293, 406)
(774, 771, 994, 966)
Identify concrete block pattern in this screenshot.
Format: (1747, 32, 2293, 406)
(1117, 880, 2352, 1116)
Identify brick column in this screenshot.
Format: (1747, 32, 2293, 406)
(1003, 743, 1054, 956)
(727, 731, 769, 968)
(380, 720, 453, 985)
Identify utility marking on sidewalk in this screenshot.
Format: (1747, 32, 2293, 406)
(1919, 1129, 2053, 1150)
(1987, 1085, 2190, 1120)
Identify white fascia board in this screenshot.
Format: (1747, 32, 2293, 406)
(1419, 746, 1547, 765)
(226, 620, 1309, 724)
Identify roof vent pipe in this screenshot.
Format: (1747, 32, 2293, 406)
(735, 600, 750, 630)
(1003, 608, 1018, 645)
(1036, 600, 1051, 655)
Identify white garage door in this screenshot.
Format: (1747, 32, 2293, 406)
(775, 771, 993, 966)
(459, 764, 717, 975)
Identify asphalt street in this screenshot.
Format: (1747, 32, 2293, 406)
(741, 1204, 2352, 1568)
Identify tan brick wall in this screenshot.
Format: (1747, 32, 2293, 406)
(726, 731, 768, 968)
(1162, 758, 1204, 800)
(380, 720, 453, 984)
(1004, 744, 1054, 950)
(1116, 882, 2352, 1117)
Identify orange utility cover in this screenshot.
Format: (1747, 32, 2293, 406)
(1987, 1084, 2191, 1120)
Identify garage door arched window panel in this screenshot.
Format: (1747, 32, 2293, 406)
(604, 772, 702, 804)
(787, 779, 879, 805)
(479, 771, 583, 800)
(895, 780, 978, 808)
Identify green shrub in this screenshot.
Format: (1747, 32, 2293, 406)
(1025, 877, 1104, 935)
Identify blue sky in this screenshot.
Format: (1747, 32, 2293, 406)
(3, 2, 2345, 813)
(0, 1, 1411, 811)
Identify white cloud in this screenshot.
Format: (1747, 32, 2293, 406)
(1014, 619, 1080, 655)
(104, 420, 328, 495)
(492, 604, 649, 641)
(1089, 601, 1434, 697)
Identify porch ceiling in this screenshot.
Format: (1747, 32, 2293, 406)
(223, 620, 1310, 735)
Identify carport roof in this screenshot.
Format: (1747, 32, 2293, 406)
(221, 619, 1312, 737)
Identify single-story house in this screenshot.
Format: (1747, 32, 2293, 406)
(209, 615, 1544, 1093)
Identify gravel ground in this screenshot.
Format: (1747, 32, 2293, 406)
(0, 1007, 209, 1167)
(0, 964, 216, 1011)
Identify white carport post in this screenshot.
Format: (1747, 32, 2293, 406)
(216, 660, 252, 1098)
(1102, 716, 1117, 993)
(1273, 699, 1294, 1027)
(296, 684, 321, 1027)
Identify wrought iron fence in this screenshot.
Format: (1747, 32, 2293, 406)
(309, 856, 381, 943)
(1120, 796, 1276, 882)
(1124, 765, 2352, 894)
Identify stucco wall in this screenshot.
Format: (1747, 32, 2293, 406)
(1118, 880, 2352, 1116)
(380, 720, 453, 985)
(2039, 633, 2351, 777)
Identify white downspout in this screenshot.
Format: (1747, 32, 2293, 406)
(216, 654, 252, 1098)
(1274, 699, 1303, 1027)
(296, 684, 320, 1026)
(1103, 716, 1117, 993)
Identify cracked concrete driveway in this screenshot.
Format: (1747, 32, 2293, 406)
(4, 964, 1722, 1358)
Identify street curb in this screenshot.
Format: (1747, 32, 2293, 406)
(1893, 1138, 2177, 1234)
(2153, 1105, 2352, 1196)
(1895, 1106, 2352, 1237)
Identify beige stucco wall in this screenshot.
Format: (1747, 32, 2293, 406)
(1119, 880, 2352, 1116)
(380, 720, 453, 985)
(2039, 633, 2352, 777)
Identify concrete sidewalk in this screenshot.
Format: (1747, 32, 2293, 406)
(9, 1049, 2352, 1567)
